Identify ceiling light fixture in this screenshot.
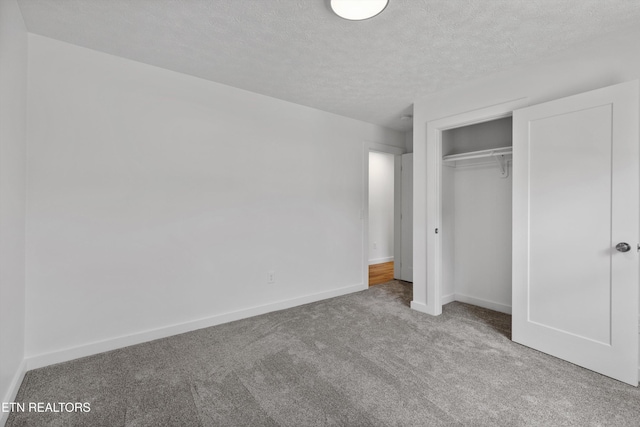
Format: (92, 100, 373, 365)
(330, 0, 389, 21)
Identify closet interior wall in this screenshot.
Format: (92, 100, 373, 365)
(441, 117, 513, 313)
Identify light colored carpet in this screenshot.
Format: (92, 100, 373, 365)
(7, 281, 640, 426)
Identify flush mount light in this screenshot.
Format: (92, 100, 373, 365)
(330, 0, 389, 21)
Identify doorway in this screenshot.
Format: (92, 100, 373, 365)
(368, 151, 395, 286)
(439, 116, 513, 312)
(415, 98, 528, 316)
(362, 142, 406, 288)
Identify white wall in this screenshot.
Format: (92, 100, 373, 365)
(404, 130, 413, 153)
(25, 35, 404, 365)
(412, 25, 640, 311)
(451, 164, 512, 311)
(0, 0, 28, 411)
(442, 117, 512, 156)
(368, 152, 394, 264)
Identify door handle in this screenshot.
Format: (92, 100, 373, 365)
(615, 242, 631, 252)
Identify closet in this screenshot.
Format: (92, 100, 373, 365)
(422, 81, 639, 385)
(440, 117, 513, 314)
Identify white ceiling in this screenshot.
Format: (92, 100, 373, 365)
(16, 0, 640, 131)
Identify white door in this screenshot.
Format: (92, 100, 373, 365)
(512, 81, 639, 385)
(401, 153, 413, 282)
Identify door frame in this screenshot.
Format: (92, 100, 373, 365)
(417, 98, 528, 315)
(399, 153, 414, 282)
(362, 141, 405, 289)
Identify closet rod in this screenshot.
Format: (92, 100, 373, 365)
(442, 146, 512, 163)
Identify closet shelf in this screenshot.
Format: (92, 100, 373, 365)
(443, 146, 512, 178)
(442, 146, 512, 163)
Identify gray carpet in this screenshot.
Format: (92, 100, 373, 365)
(6, 281, 640, 426)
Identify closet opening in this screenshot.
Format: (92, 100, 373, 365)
(440, 116, 513, 314)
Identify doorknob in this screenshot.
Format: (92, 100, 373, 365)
(615, 242, 631, 252)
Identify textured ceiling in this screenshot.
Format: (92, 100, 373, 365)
(16, 0, 640, 131)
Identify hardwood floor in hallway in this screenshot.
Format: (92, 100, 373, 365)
(369, 261, 394, 286)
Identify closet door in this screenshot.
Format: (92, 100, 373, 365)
(512, 80, 639, 386)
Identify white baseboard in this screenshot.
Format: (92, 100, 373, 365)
(25, 283, 364, 371)
(368, 256, 394, 265)
(410, 300, 427, 313)
(441, 293, 455, 305)
(410, 300, 431, 314)
(410, 295, 457, 315)
(453, 293, 512, 315)
(1, 358, 27, 426)
(411, 294, 511, 317)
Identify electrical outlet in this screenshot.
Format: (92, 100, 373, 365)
(267, 271, 276, 284)
(373, 242, 377, 249)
